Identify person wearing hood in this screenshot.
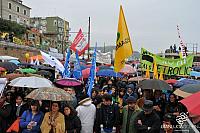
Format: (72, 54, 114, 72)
(76, 95, 96, 133)
(124, 84, 138, 100)
(0, 94, 12, 133)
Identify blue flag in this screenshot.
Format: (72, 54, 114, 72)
(87, 45, 97, 97)
(73, 50, 82, 79)
(62, 48, 71, 78)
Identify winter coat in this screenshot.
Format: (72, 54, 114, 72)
(65, 113, 81, 133)
(40, 112, 65, 133)
(20, 110, 44, 133)
(135, 111, 161, 133)
(96, 103, 120, 130)
(12, 102, 29, 121)
(76, 99, 96, 133)
(0, 102, 12, 133)
(121, 106, 141, 133)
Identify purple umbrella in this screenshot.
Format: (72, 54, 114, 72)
(56, 78, 82, 87)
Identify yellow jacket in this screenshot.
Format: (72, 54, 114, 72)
(40, 112, 65, 133)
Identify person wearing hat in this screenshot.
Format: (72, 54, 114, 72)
(76, 94, 96, 133)
(135, 100, 161, 133)
(121, 96, 141, 133)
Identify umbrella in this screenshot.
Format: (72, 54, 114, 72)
(26, 87, 72, 101)
(82, 67, 99, 79)
(56, 78, 82, 87)
(18, 63, 34, 68)
(97, 69, 123, 78)
(174, 84, 200, 98)
(82, 68, 91, 79)
(0, 67, 6, 72)
(137, 79, 172, 90)
(190, 71, 200, 77)
(19, 68, 37, 74)
(174, 79, 200, 88)
(180, 91, 200, 116)
(128, 76, 146, 82)
(8, 60, 20, 65)
(31, 65, 54, 71)
(98, 65, 113, 70)
(120, 64, 136, 74)
(9, 76, 53, 88)
(3, 73, 24, 80)
(165, 79, 177, 84)
(0, 62, 18, 72)
(37, 70, 52, 77)
(80, 65, 88, 70)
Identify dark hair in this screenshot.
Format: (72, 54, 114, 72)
(102, 94, 112, 101)
(51, 101, 61, 109)
(63, 103, 77, 116)
(30, 100, 40, 112)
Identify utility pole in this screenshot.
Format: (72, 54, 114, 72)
(88, 17, 91, 60)
(104, 42, 106, 53)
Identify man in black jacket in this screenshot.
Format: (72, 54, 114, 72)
(96, 94, 120, 133)
(135, 100, 161, 133)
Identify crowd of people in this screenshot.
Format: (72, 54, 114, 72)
(1, 75, 200, 133)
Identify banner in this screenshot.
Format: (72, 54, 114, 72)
(70, 28, 89, 55)
(114, 5, 133, 72)
(140, 48, 194, 76)
(96, 51, 111, 64)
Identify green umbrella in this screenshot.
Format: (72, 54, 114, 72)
(19, 68, 37, 74)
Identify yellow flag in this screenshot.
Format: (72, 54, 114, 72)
(159, 69, 164, 80)
(153, 60, 158, 79)
(114, 5, 133, 72)
(145, 66, 150, 79)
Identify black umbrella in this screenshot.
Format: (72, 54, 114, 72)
(137, 79, 172, 90)
(0, 62, 18, 72)
(37, 70, 52, 77)
(18, 63, 35, 68)
(31, 65, 54, 70)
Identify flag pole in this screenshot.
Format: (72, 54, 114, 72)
(88, 16, 91, 61)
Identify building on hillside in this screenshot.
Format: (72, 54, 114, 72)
(30, 16, 70, 53)
(0, 0, 31, 25)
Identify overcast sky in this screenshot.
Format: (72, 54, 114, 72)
(24, 0, 200, 53)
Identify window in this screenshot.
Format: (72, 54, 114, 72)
(17, 6, 20, 12)
(8, 3, 12, 9)
(9, 15, 11, 20)
(24, 10, 27, 15)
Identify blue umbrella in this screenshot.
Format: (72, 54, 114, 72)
(174, 78, 200, 88)
(97, 69, 123, 78)
(80, 65, 87, 70)
(98, 65, 113, 70)
(190, 71, 200, 77)
(9, 60, 20, 65)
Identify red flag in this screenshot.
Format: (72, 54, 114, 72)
(70, 29, 89, 55)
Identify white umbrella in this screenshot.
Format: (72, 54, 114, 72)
(9, 76, 53, 88)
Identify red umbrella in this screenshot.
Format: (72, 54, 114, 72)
(165, 79, 177, 84)
(180, 91, 200, 116)
(82, 67, 99, 79)
(82, 68, 90, 79)
(0, 67, 6, 71)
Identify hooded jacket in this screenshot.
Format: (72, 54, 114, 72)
(76, 98, 96, 133)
